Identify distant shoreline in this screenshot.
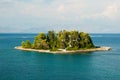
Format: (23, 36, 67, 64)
(15, 46, 111, 54)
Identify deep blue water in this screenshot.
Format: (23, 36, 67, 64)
(0, 33, 120, 80)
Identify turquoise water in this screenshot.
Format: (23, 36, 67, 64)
(0, 33, 120, 80)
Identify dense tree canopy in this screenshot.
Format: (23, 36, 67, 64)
(21, 40, 31, 48)
(21, 30, 95, 51)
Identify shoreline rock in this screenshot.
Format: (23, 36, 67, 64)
(15, 46, 111, 54)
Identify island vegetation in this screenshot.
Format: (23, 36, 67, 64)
(21, 30, 95, 51)
(15, 30, 111, 53)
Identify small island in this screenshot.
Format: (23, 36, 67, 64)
(15, 30, 111, 53)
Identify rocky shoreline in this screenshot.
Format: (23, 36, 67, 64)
(15, 46, 111, 54)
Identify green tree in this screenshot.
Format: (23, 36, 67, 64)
(47, 30, 58, 49)
(37, 32, 46, 40)
(21, 41, 25, 48)
(33, 33, 47, 49)
(25, 40, 31, 48)
(69, 30, 79, 48)
(79, 32, 94, 48)
(40, 40, 50, 49)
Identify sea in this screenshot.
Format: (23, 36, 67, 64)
(0, 33, 120, 80)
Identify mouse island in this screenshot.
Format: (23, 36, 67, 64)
(15, 30, 111, 54)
